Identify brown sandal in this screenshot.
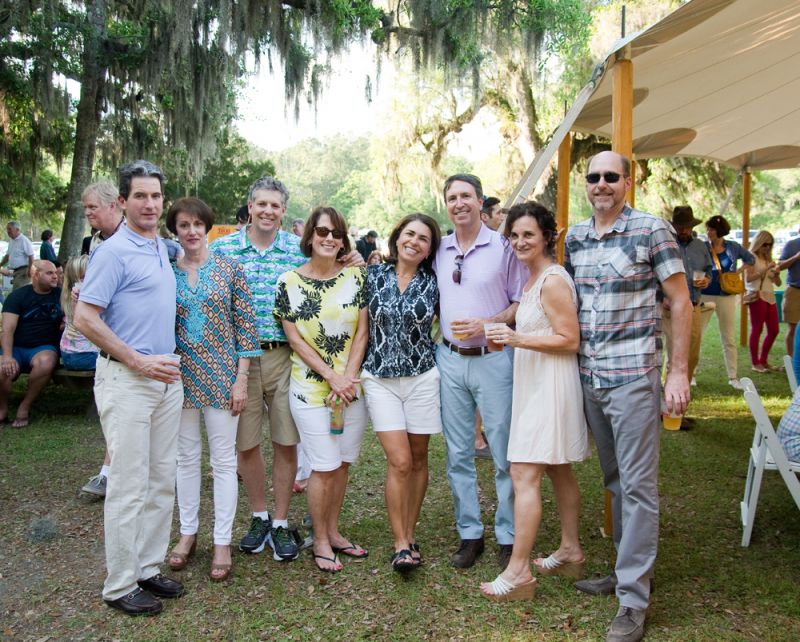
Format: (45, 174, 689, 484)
(209, 545, 232, 583)
(168, 537, 197, 571)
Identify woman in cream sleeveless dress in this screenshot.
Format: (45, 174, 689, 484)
(480, 202, 590, 602)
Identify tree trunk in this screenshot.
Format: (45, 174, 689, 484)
(58, 0, 106, 262)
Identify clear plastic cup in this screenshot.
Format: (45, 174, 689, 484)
(484, 323, 506, 352)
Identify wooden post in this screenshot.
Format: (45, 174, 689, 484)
(600, 52, 634, 539)
(556, 133, 572, 264)
(612, 57, 634, 206)
(740, 171, 752, 346)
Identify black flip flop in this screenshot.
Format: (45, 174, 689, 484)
(391, 549, 416, 573)
(333, 543, 368, 559)
(312, 553, 342, 573)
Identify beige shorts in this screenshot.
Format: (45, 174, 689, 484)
(236, 345, 299, 451)
(784, 286, 800, 324)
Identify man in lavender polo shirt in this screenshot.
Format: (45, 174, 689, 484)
(434, 174, 528, 569)
(75, 160, 184, 617)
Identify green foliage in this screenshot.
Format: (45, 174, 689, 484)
(166, 132, 275, 224)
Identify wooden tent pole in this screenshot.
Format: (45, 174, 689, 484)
(600, 53, 634, 539)
(556, 133, 572, 264)
(740, 171, 752, 346)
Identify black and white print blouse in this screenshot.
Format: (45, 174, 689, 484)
(362, 262, 438, 378)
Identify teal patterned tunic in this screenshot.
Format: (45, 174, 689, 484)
(174, 253, 261, 409)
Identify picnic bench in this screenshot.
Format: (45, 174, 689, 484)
(48, 368, 97, 417)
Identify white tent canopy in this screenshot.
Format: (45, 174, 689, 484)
(574, 0, 800, 171)
(509, 0, 800, 204)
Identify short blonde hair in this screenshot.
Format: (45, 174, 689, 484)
(82, 180, 119, 205)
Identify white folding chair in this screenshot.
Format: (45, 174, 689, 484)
(784, 355, 797, 393)
(739, 377, 800, 547)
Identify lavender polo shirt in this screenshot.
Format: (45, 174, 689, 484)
(80, 223, 177, 355)
(434, 224, 529, 347)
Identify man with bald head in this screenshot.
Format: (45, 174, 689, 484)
(564, 151, 691, 642)
(0, 260, 62, 427)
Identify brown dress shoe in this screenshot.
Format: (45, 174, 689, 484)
(137, 573, 184, 599)
(498, 544, 513, 570)
(451, 537, 485, 568)
(104, 588, 162, 616)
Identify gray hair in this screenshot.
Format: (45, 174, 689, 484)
(82, 180, 119, 205)
(248, 176, 289, 206)
(6, 221, 20, 230)
(118, 160, 165, 199)
(443, 174, 484, 201)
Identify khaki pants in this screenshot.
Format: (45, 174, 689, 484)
(662, 304, 703, 381)
(11, 268, 30, 290)
(700, 294, 739, 379)
(95, 357, 183, 600)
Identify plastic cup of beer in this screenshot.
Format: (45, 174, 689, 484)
(164, 353, 181, 373)
(451, 311, 470, 341)
(661, 399, 682, 431)
(692, 270, 705, 287)
(484, 323, 506, 352)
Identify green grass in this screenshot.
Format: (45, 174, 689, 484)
(1, 316, 799, 641)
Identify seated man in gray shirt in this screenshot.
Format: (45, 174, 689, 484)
(75, 160, 184, 617)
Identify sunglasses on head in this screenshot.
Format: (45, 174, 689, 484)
(313, 226, 345, 240)
(452, 254, 464, 284)
(586, 172, 623, 184)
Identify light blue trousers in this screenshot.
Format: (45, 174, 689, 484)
(436, 345, 514, 544)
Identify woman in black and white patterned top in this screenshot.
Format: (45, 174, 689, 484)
(361, 213, 441, 573)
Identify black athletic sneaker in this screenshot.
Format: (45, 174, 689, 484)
(269, 525, 300, 561)
(239, 516, 271, 554)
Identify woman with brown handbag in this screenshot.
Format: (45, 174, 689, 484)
(700, 214, 755, 389)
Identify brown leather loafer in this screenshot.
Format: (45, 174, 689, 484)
(137, 573, 185, 599)
(451, 537, 485, 568)
(498, 544, 513, 570)
(104, 588, 162, 616)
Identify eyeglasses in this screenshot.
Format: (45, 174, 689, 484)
(313, 226, 345, 240)
(585, 172, 623, 184)
(452, 254, 464, 284)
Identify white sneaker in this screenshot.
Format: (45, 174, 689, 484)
(690, 377, 697, 386)
(728, 378, 742, 389)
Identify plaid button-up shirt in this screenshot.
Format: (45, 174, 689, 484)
(564, 205, 684, 389)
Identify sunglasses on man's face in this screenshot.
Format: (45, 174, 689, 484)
(313, 226, 345, 240)
(585, 172, 623, 184)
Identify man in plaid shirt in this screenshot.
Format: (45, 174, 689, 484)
(564, 152, 691, 642)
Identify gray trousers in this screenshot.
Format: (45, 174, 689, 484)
(582, 368, 661, 610)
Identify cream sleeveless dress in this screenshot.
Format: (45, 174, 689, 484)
(507, 264, 591, 464)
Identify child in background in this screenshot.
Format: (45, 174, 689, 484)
(60, 255, 99, 370)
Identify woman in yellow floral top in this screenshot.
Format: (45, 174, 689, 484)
(274, 206, 368, 573)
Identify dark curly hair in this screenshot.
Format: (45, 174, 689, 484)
(705, 214, 731, 238)
(503, 201, 557, 258)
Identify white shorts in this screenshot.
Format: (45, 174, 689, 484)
(288, 392, 368, 472)
(361, 367, 443, 434)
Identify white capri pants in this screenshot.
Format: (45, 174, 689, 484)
(176, 407, 239, 545)
(361, 367, 443, 434)
(289, 391, 368, 472)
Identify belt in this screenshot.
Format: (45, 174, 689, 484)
(99, 350, 120, 362)
(260, 340, 288, 351)
(11, 266, 27, 272)
(442, 337, 491, 357)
